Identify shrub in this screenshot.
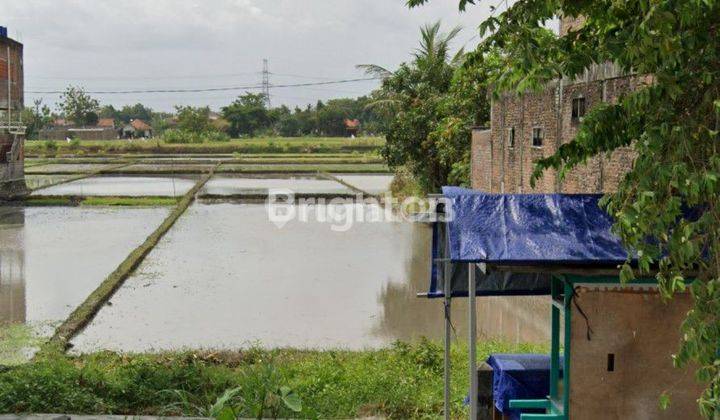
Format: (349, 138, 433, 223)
(43, 140, 58, 154)
(200, 131, 230, 143)
(162, 129, 199, 144)
(68, 138, 81, 151)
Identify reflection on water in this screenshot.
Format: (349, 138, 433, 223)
(0, 208, 25, 325)
(72, 202, 458, 352)
(0, 206, 171, 362)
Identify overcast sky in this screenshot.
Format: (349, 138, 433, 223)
(0, 0, 506, 113)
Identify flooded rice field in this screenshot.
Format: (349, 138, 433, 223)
(2, 166, 474, 356)
(334, 174, 394, 194)
(24, 174, 77, 190)
(25, 163, 117, 174)
(32, 176, 197, 197)
(0, 206, 170, 361)
(71, 202, 442, 352)
(201, 175, 353, 196)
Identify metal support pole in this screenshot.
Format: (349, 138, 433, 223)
(444, 294, 452, 420)
(468, 263, 478, 420)
(443, 254, 452, 420)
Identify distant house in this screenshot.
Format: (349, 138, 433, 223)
(39, 118, 117, 140)
(344, 119, 360, 137)
(121, 119, 153, 139)
(97, 118, 115, 129)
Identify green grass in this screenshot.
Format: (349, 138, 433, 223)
(23, 197, 75, 206)
(0, 340, 545, 418)
(25, 196, 181, 207)
(26, 137, 385, 156)
(217, 163, 390, 174)
(0, 324, 42, 366)
(81, 196, 180, 206)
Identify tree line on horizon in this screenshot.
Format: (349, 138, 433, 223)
(21, 90, 389, 141)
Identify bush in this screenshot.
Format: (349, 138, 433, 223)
(43, 140, 58, 154)
(68, 139, 81, 151)
(200, 131, 230, 143)
(162, 129, 199, 144)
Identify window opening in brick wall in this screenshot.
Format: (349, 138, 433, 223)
(572, 97, 586, 122)
(508, 127, 515, 148)
(532, 127, 543, 147)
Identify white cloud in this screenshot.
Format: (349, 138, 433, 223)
(0, 0, 498, 111)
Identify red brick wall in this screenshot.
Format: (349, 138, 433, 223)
(0, 37, 24, 112)
(472, 74, 638, 194)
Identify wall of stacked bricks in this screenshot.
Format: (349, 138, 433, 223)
(0, 37, 24, 112)
(0, 35, 26, 199)
(472, 74, 639, 194)
(469, 17, 639, 344)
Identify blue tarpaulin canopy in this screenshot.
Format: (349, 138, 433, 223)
(441, 187, 631, 265)
(428, 188, 634, 298)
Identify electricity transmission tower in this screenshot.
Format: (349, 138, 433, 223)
(261, 59, 271, 108)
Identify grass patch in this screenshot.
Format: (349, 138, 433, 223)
(1, 340, 545, 418)
(217, 163, 390, 174)
(0, 324, 42, 366)
(26, 137, 385, 157)
(23, 197, 75, 206)
(81, 196, 180, 207)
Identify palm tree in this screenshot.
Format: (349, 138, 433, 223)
(358, 21, 464, 111)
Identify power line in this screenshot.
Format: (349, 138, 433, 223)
(26, 77, 382, 95)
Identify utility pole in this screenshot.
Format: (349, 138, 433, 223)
(261, 58, 271, 108)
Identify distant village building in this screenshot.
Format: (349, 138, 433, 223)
(0, 26, 27, 200)
(121, 119, 153, 139)
(40, 118, 118, 141)
(344, 118, 360, 137)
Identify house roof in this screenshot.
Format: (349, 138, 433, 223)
(130, 119, 152, 131)
(53, 118, 68, 127)
(344, 118, 360, 129)
(97, 118, 115, 128)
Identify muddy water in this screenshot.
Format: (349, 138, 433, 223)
(335, 174, 394, 194)
(0, 206, 170, 360)
(32, 176, 197, 197)
(201, 175, 352, 196)
(71, 202, 473, 352)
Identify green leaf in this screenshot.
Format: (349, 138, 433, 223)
(619, 263, 635, 284)
(215, 406, 236, 420)
(659, 392, 671, 410)
(210, 387, 242, 418)
(280, 386, 302, 412)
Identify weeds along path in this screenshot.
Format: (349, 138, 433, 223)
(44, 163, 221, 352)
(28, 160, 138, 193)
(318, 172, 376, 198)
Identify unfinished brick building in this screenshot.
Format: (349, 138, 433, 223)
(471, 18, 639, 195)
(0, 27, 27, 200)
(470, 17, 640, 343)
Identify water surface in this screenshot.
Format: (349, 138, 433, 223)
(71, 202, 464, 352)
(201, 175, 352, 196)
(0, 206, 169, 361)
(32, 176, 197, 197)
